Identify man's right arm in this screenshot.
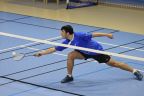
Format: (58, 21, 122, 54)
(34, 47, 56, 57)
(34, 39, 70, 57)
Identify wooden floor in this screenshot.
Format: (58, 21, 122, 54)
(0, 0, 144, 35)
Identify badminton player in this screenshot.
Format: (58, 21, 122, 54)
(34, 25, 143, 83)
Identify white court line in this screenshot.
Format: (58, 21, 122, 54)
(0, 34, 144, 53)
(98, 41, 144, 52)
(138, 70, 144, 73)
(0, 32, 144, 61)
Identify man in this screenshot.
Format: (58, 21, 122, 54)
(34, 25, 143, 83)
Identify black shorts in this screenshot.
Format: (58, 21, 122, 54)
(75, 50, 111, 63)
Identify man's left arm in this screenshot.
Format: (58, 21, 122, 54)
(92, 32, 113, 39)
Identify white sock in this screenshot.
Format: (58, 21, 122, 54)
(132, 69, 137, 74)
(67, 74, 72, 77)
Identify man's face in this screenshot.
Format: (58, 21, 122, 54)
(61, 30, 67, 38)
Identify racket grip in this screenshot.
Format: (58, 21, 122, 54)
(33, 53, 42, 57)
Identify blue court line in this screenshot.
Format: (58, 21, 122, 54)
(0, 11, 31, 21)
(0, 20, 104, 32)
(1, 44, 143, 87)
(0, 11, 98, 29)
(5, 60, 144, 96)
(0, 11, 31, 18)
(0, 37, 144, 79)
(135, 40, 144, 45)
(3, 59, 66, 77)
(123, 43, 144, 48)
(0, 51, 135, 81)
(8, 88, 38, 96)
(0, 59, 109, 88)
(119, 46, 144, 54)
(0, 16, 31, 23)
(100, 39, 144, 50)
(12, 48, 140, 81)
(0, 21, 5, 23)
(1, 76, 84, 96)
(126, 61, 144, 66)
(0, 60, 92, 85)
(0, 29, 143, 82)
(123, 49, 144, 57)
(11, 18, 119, 34)
(0, 20, 60, 30)
(46, 67, 113, 87)
(0, 48, 143, 95)
(137, 40, 144, 44)
(8, 60, 143, 96)
(74, 61, 144, 78)
(7, 67, 112, 96)
(135, 42, 144, 45)
(1, 64, 112, 96)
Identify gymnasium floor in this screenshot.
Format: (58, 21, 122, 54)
(0, 11, 144, 96)
(0, 0, 144, 96)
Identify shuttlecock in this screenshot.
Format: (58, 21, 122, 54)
(12, 52, 16, 56)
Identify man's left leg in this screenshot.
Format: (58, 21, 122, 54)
(61, 50, 85, 83)
(106, 58, 143, 81)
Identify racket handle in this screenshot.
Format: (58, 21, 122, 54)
(33, 53, 42, 57)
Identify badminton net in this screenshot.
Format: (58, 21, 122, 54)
(0, 31, 144, 62)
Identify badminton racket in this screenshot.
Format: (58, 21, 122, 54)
(12, 52, 35, 61)
(11, 47, 54, 61)
(12, 50, 43, 61)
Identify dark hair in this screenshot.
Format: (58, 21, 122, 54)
(61, 25, 74, 34)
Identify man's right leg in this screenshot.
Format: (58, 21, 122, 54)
(106, 58, 143, 81)
(61, 50, 85, 83)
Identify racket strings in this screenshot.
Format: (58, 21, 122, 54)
(12, 52, 25, 61)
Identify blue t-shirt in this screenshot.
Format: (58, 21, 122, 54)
(55, 32, 103, 55)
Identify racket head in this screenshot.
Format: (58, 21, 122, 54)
(12, 52, 25, 61)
